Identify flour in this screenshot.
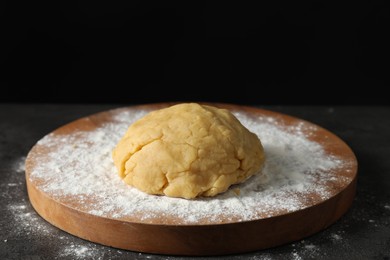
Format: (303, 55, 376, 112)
(331, 233, 342, 241)
(14, 156, 26, 173)
(304, 244, 317, 250)
(7, 202, 51, 237)
(60, 244, 98, 259)
(28, 107, 351, 224)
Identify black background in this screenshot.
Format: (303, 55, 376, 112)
(1, 1, 389, 105)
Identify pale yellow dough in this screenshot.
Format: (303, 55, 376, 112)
(112, 103, 265, 199)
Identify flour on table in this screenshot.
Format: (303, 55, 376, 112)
(28, 108, 351, 224)
(60, 244, 99, 259)
(331, 233, 342, 241)
(14, 156, 26, 173)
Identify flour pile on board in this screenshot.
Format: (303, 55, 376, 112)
(29, 108, 349, 224)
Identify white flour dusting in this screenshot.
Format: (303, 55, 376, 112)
(14, 156, 26, 173)
(7, 202, 51, 237)
(28, 107, 351, 224)
(60, 244, 98, 259)
(331, 233, 342, 241)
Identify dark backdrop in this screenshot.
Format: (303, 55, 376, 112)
(1, 2, 389, 105)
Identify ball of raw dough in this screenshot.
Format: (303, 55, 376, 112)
(112, 103, 265, 199)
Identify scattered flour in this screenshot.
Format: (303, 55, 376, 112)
(304, 244, 317, 250)
(4, 157, 51, 239)
(28, 107, 352, 224)
(60, 244, 99, 259)
(292, 252, 303, 260)
(7, 202, 51, 237)
(331, 233, 342, 241)
(6, 186, 117, 260)
(14, 156, 26, 173)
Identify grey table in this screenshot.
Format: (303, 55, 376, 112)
(1, 104, 389, 260)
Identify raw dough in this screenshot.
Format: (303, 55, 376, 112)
(112, 103, 265, 199)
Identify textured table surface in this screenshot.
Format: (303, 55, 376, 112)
(1, 103, 389, 260)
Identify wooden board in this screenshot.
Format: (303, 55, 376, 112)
(25, 103, 358, 256)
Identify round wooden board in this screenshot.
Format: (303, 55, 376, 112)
(25, 103, 358, 256)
